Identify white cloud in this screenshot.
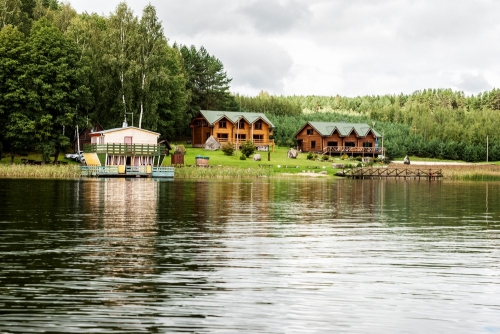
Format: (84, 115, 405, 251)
(67, 0, 500, 97)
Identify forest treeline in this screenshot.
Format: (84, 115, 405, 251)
(238, 89, 500, 161)
(0, 0, 237, 162)
(1, 1, 499, 162)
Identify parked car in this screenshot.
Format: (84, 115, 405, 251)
(65, 151, 84, 161)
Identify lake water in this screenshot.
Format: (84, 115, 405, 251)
(0, 178, 499, 333)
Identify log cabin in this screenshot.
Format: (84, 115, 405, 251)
(294, 121, 385, 157)
(190, 110, 275, 151)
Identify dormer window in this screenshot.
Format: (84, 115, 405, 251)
(254, 121, 262, 130)
(307, 129, 314, 135)
(219, 120, 227, 128)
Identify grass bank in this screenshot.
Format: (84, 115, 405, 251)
(387, 163, 500, 181)
(1, 148, 499, 180)
(0, 164, 81, 178)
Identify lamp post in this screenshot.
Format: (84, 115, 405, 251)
(235, 115, 243, 157)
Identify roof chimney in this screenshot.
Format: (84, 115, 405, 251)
(122, 116, 128, 128)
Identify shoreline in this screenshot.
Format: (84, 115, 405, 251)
(1, 162, 500, 180)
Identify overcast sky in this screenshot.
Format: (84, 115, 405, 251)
(66, 0, 500, 97)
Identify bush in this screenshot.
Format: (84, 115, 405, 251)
(307, 152, 314, 160)
(174, 144, 186, 155)
(340, 153, 349, 160)
(221, 142, 235, 156)
(239, 154, 246, 160)
(240, 140, 256, 157)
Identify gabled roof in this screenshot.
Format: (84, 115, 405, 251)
(295, 122, 382, 138)
(198, 110, 275, 128)
(90, 126, 160, 137)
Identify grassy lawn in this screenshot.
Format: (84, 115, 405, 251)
(165, 145, 377, 176)
(0, 152, 80, 165)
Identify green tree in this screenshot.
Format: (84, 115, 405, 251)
(105, 2, 139, 127)
(0, 24, 29, 162)
(25, 19, 88, 162)
(137, 4, 172, 130)
(179, 44, 234, 118)
(0, 0, 22, 29)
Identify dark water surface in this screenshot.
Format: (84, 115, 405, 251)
(0, 178, 499, 333)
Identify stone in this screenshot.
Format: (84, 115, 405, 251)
(253, 154, 262, 161)
(287, 148, 298, 159)
(205, 135, 221, 150)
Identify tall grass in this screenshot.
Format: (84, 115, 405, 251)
(174, 166, 274, 179)
(0, 164, 81, 178)
(387, 164, 500, 181)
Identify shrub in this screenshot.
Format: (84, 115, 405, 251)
(240, 140, 256, 157)
(239, 154, 246, 160)
(321, 155, 329, 161)
(340, 153, 349, 160)
(356, 162, 363, 167)
(174, 144, 186, 155)
(221, 142, 235, 156)
(307, 152, 314, 160)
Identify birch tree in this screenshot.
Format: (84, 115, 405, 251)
(105, 2, 139, 127)
(137, 4, 163, 129)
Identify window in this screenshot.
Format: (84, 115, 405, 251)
(217, 133, 228, 139)
(307, 129, 314, 135)
(253, 134, 263, 140)
(236, 134, 246, 140)
(205, 132, 210, 140)
(311, 141, 316, 149)
(237, 120, 245, 129)
(254, 121, 262, 130)
(219, 120, 227, 128)
(196, 120, 206, 127)
(124, 136, 132, 144)
(363, 142, 373, 147)
(327, 141, 338, 147)
(345, 142, 355, 147)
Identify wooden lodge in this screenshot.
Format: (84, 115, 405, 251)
(295, 121, 385, 157)
(190, 110, 275, 151)
(73, 124, 103, 153)
(80, 122, 173, 178)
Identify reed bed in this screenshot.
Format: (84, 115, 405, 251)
(387, 163, 500, 181)
(0, 164, 81, 178)
(173, 166, 274, 179)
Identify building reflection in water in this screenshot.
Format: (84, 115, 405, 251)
(81, 178, 160, 297)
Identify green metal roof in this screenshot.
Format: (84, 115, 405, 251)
(297, 122, 382, 138)
(199, 110, 275, 128)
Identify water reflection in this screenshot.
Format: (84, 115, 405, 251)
(0, 178, 499, 333)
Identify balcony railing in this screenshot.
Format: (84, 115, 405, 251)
(84, 144, 165, 155)
(323, 146, 386, 155)
(81, 165, 174, 178)
(214, 138, 275, 146)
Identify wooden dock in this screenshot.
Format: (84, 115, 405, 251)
(341, 167, 443, 179)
